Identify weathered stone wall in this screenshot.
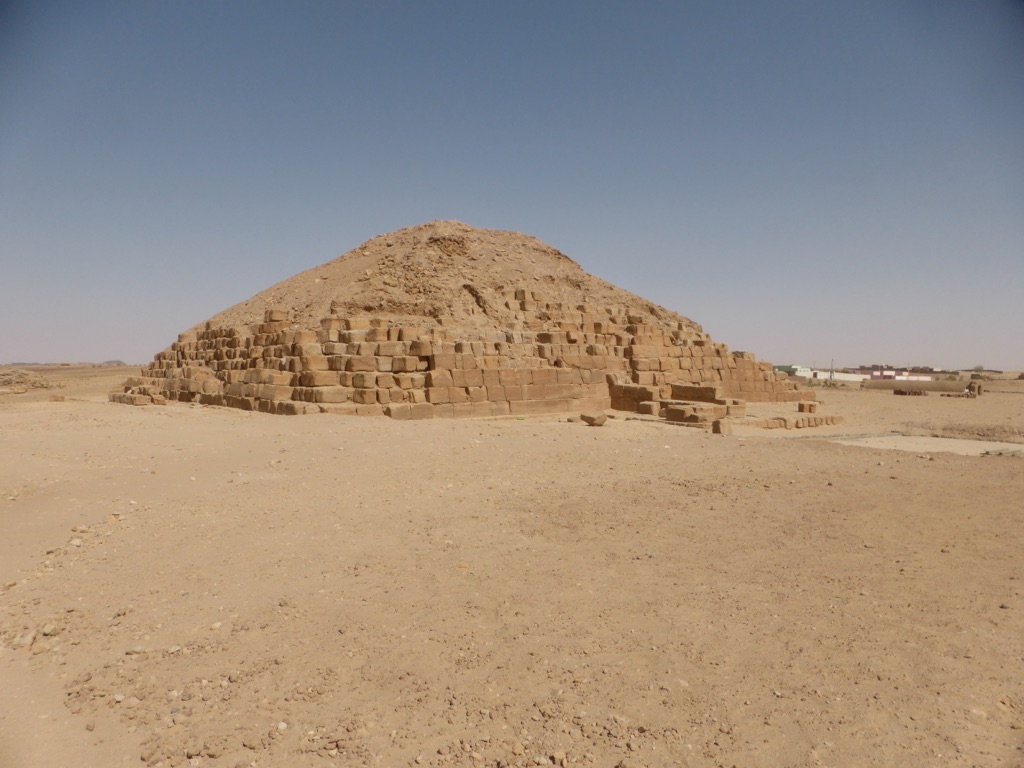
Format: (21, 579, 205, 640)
(112, 290, 805, 417)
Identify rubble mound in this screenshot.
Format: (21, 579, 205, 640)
(0, 368, 56, 393)
(192, 220, 695, 339)
(113, 221, 806, 419)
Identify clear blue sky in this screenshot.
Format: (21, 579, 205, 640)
(2, 1, 1022, 370)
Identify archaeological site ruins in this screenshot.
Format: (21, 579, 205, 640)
(113, 221, 828, 430)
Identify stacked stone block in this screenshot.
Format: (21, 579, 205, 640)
(113, 290, 805, 418)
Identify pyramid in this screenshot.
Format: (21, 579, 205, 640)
(113, 221, 807, 420)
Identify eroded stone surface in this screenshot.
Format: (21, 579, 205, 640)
(112, 222, 806, 417)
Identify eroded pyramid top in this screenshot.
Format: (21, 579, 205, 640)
(190, 220, 702, 340)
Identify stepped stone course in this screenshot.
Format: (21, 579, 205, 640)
(112, 221, 808, 419)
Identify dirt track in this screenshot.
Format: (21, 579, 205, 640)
(1, 367, 1022, 768)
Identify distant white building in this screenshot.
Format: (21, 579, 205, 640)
(810, 370, 868, 382)
(867, 370, 933, 382)
(775, 365, 812, 378)
(774, 365, 868, 382)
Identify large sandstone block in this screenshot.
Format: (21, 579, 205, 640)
(352, 389, 377, 404)
(532, 368, 558, 386)
(409, 340, 433, 357)
(377, 341, 407, 356)
(409, 402, 434, 419)
(726, 402, 746, 417)
(664, 405, 694, 422)
(314, 386, 352, 404)
(476, 355, 500, 369)
(386, 403, 412, 420)
(670, 384, 723, 402)
(399, 326, 426, 341)
(504, 385, 527, 402)
(299, 371, 339, 387)
(451, 402, 478, 418)
(300, 355, 330, 371)
(396, 373, 425, 389)
(259, 370, 294, 386)
(426, 370, 454, 388)
(258, 384, 293, 400)
(391, 356, 419, 372)
(426, 387, 451, 404)
(347, 356, 376, 372)
(352, 372, 377, 388)
(430, 353, 457, 369)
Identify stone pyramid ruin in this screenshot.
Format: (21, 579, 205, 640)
(113, 221, 813, 425)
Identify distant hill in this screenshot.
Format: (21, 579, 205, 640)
(2, 361, 132, 367)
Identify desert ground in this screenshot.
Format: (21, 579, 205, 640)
(1, 365, 1021, 768)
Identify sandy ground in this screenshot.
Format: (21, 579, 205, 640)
(1, 366, 1022, 768)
